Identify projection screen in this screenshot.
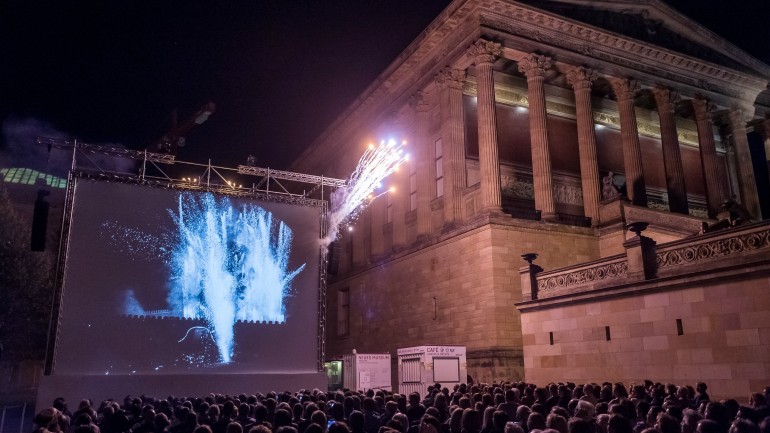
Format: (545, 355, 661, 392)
(54, 180, 321, 375)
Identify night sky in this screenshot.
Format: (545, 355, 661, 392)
(1, 0, 769, 173)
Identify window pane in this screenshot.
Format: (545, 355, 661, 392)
(436, 178, 444, 197)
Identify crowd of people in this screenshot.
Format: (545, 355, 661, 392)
(33, 381, 770, 433)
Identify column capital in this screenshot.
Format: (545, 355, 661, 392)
(692, 96, 716, 122)
(610, 77, 640, 102)
(727, 107, 753, 126)
(652, 87, 681, 113)
(566, 66, 597, 90)
(409, 91, 430, 112)
(467, 39, 502, 65)
(435, 67, 466, 90)
(518, 53, 552, 78)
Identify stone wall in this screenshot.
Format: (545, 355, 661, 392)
(327, 220, 598, 385)
(518, 223, 770, 400)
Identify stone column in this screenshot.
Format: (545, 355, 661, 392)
(610, 78, 647, 206)
(436, 67, 467, 225)
(468, 39, 503, 213)
(727, 108, 761, 219)
(519, 54, 556, 220)
(652, 87, 689, 214)
(412, 91, 433, 237)
(566, 66, 600, 225)
(692, 97, 726, 218)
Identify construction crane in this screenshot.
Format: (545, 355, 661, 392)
(152, 101, 216, 154)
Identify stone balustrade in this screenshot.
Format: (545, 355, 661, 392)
(522, 221, 770, 300)
(521, 254, 628, 300)
(656, 222, 770, 276)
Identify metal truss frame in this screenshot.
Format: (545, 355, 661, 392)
(39, 137, 340, 374)
(36, 137, 346, 203)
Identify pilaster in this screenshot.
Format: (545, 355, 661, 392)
(436, 67, 468, 225)
(369, 198, 385, 257)
(411, 91, 433, 237)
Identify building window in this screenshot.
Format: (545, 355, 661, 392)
(409, 159, 417, 211)
(435, 138, 444, 197)
(337, 288, 350, 336)
(386, 191, 393, 223)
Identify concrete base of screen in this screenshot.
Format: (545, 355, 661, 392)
(36, 372, 327, 409)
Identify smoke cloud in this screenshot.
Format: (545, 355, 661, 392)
(1, 117, 137, 177)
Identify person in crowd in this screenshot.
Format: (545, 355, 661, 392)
(407, 394, 427, 428)
(460, 409, 481, 433)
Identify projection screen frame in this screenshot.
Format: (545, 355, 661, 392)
(45, 169, 331, 375)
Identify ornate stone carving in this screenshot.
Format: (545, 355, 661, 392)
(652, 87, 681, 112)
(477, 8, 766, 90)
(501, 175, 583, 205)
(610, 78, 640, 102)
(657, 228, 770, 269)
(517, 53, 553, 77)
(554, 183, 584, 205)
(495, 87, 529, 106)
(566, 67, 598, 90)
(727, 107, 754, 125)
(409, 91, 430, 112)
(594, 112, 619, 126)
(501, 175, 534, 199)
(435, 67, 466, 90)
(688, 205, 709, 219)
(692, 96, 716, 122)
(537, 259, 628, 294)
(467, 39, 502, 64)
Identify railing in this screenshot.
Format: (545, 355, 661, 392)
(522, 221, 770, 302)
(0, 403, 31, 433)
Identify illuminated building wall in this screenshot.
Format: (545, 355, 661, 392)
(291, 0, 770, 386)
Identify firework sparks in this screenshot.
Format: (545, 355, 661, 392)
(325, 138, 408, 244)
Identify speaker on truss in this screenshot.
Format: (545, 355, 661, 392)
(31, 189, 50, 252)
(327, 241, 341, 276)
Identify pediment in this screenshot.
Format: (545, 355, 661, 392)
(514, 0, 770, 78)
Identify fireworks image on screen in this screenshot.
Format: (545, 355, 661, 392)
(119, 192, 306, 364)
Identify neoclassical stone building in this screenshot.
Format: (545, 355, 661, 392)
(291, 0, 770, 388)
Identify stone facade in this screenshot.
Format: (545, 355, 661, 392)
(516, 222, 770, 400)
(329, 216, 600, 383)
(291, 0, 770, 386)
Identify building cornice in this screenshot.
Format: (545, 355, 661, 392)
(478, 3, 767, 101)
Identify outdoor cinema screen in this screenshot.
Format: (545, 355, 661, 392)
(54, 180, 321, 375)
